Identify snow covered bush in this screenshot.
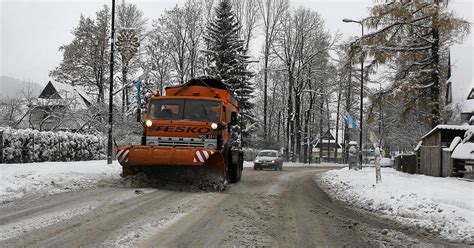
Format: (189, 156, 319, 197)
(1, 128, 106, 163)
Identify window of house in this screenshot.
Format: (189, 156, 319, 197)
(446, 81, 452, 104)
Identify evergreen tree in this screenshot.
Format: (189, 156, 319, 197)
(203, 0, 255, 144)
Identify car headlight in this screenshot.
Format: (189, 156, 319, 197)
(271, 160, 275, 163)
(255, 159, 260, 163)
(145, 120, 153, 127)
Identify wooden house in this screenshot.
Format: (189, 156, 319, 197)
(312, 130, 343, 163)
(17, 81, 92, 131)
(418, 125, 471, 177)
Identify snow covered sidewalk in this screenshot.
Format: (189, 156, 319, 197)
(0, 160, 121, 203)
(317, 167, 474, 243)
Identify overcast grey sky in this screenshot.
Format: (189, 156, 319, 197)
(0, 0, 472, 85)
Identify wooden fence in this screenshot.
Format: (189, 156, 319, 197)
(394, 154, 417, 174)
(395, 146, 456, 177)
(441, 150, 453, 177)
(419, 146, 442, 177)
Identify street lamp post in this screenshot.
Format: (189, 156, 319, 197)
(343, 18, 364, 169)
(107, 0, 116, 165)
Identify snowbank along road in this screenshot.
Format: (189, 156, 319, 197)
(0, 166, 465, 247)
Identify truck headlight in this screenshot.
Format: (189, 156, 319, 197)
(211, 123, 218, 130)
(145, 120, 153, 127)
(207, 144, 215, 149)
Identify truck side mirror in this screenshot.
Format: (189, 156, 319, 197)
(231, 112, 238, 125)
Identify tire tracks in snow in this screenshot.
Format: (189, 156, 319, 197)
(0, 187, 158, 246)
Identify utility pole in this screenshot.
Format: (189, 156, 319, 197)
(343, 18, 365, 169)
(107, 0, 116, 165)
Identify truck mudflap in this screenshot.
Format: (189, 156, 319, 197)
(116, 145, 225, 173)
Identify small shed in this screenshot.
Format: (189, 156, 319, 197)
(418, 125, 471, 177)
(312, 130, 343, 163)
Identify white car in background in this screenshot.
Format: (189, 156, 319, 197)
(253, 150, 283, 171)
(380, 157, 393, 167)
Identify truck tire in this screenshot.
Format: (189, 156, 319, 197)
(228, 151, 242, 183)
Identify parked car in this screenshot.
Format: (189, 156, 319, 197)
(380, 157, 393, 167)
(254, 150, 283, 171)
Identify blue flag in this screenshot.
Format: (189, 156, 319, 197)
(343, 112, 358, 129)
(134, 81, 141, 105)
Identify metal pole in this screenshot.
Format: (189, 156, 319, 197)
(379, 85, 382, 150)
(136, 80, 142, 122)
(0, 130, 3, 164)
(359, 23, 364, 169)
(107, 0, 116, 165)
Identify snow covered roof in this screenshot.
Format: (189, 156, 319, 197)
(442, 136, 462, 152)
(421, 125, 472, 140)
(314, 139, 343, 148)
(38, 81, 92, 109)
(451, 142, 474, 160)
(414, 141, 423, 151)
(329, 129, 344, 144)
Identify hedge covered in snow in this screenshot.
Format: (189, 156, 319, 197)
(0, 128, 106, 163)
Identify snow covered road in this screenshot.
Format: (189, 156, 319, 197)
(0, 162, 463, 247)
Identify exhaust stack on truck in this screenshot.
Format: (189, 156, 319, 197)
(116, 78, 243, 183)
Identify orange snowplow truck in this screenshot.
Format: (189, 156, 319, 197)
(116, 78, 243, 183)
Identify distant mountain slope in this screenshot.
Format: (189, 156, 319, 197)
(0, 76, 43, 99)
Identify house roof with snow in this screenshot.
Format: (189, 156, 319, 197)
(314, 129, 343, 148)
(38, 81, 92, 109)
(421, 125, 472, 140)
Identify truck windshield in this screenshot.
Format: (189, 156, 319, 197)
(149, 99, 220, 122)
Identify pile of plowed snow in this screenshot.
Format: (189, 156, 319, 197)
(0, 160, 121, 203)
(317, 167, 474, 243)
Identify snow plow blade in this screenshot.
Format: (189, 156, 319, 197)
(116, 145, 225, 179)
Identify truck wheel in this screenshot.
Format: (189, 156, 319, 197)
(236, 161, 242, 182)
(237, 153, 243, 182)
(227, 151, 236, 183)
(228, 152, 242, 183)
